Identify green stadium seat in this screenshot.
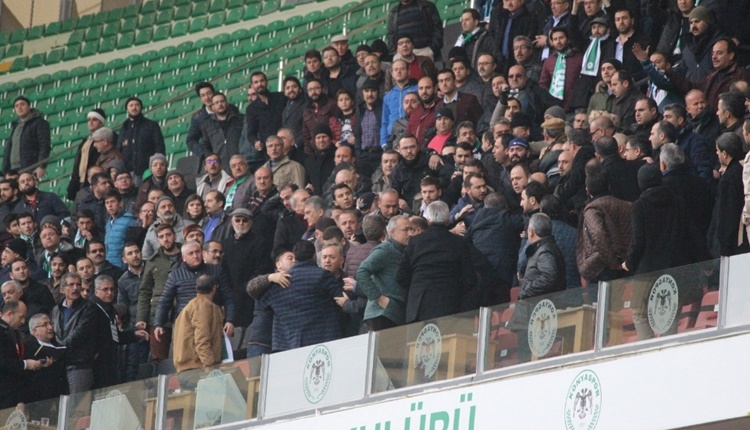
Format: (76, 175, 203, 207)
(91, 11, 109, 26)
(231, 28, 250, 41)
(286, 15, 303, 28)
(44, 21, 61, 36)
(213, 33, 231, 45)
(85, 25, 102, 41)
(153, 24, 171, 41)
(226, 7, 244, 24)
(69, 66, 87, 78)
(159, 46, 177, 58)
(27, 25, 44, 40)
(10, 28, 27, 44)
(103, 21, 121, 37)
(175, 4, 191, 20)
(192, 1, 210, 16)
(0, 33, 7, 46)
(135, 28, 154, 45)
(156, 9, 174, 24)
(99, 35, 117, 53)
(5, 44, 22, 58)
(107, 8, 124, 22)
(122, 16, 138, 32)
(81, 41, 99, 57)
(194, 37, 214, 49)
(211, 0, 228, 12)
(106, 58, 124, 69)
(142, 1, 158, 13)
(207, 11, 225, 28)
(261, 0, 279, 15)
(88, 62, 106, 74)
(303, 10, 321, 24)
(323, 6, 341, 17)
(34, 74, 53, 86)
(267, 19, 285, 32)
(176, 41, 194, 52)
(159, 0, 176, 9)
(172, 20, 189, 37)
(76, 14, 93, 29)
(176, 0, 191, 5)
(140, 12, 157, 29)
(117, 32, 136, 49)
(141, 50, 160, 62)
(228, 0, 245, 7)
(0, 45, 6, 59)
(10, 57, 27, 72)
(61, 18, 77, 32)
(51, 70, 69, 81)
(67, 29, 84, 45)
(27, 53, 46, 68)
(63, 45, 80, 61)
(123, 54, 142, 66)
(243, 4, 261, 19)
(123, 4, 140, 18)
(189, 16, 208, 33)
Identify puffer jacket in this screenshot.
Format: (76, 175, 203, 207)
(105, 211, 137, 269)
(519, 236, 567, 300)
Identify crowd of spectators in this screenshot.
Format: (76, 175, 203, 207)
(4, 0, 750, 409)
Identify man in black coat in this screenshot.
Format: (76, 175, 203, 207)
(3, 96, 50, 179)
(390, 134, 437, 204)
(2, 301, 49, 408)
(396, 201, 476, 323)
(273, 189, 309, 254)
(246, 72, 286, 150)
(595, 136, 643, 202)
(23, 313, 68, 404)
(116, 97, 166, 177)
(489, 0, 537, 72)
(186, 82, 215, 159)
(220, 209, 273, 328)
(201, 93, 244, 170)
(304, 124, 337, 195)
(11, 259, 55, 334)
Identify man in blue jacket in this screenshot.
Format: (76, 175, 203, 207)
(104, 190, 137, 270)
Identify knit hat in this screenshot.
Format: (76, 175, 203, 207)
(544, 106, 566, 120)
(315, 217, 337, 232)
(166, 170, 184, 181)
(40, 215, 61, 229)
(638, 163, 662, 191)
(124, 96, 143, 108)
(369, 39, 389, 58)
(688, 6, 713, 25)
(87, 108, 106, 124)
(601, 58, 623, 71)
(182, 224, 204, 240)
(448, 46, 468, 61)
(149, 153, 167, 168)
(356, 44, 371, 54)
(313, 124, 333, 139)
(5, 239, 27, 259)
(155, 195, 174, 211)
(435, 107, 455, 121)
(508, 137, 530, 150)
(510, 112, 533, 129)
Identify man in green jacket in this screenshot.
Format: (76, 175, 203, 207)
(356, 215, 412, 331)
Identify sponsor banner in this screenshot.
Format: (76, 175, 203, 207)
(263, 335, 370, 417)
(245, 332, 750, 430)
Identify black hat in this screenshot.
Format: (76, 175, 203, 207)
(124, 96, 143, 108)
(435, 107, 455, 121)
(601, 58, 623, 71)
(638, 163, 662, 191)
(5, 239, 27, 259)
(510, 112, 533, 129)
(313, 124, 333, 139)
(362, 79, 380, 91)
(448, 46, 468, 61)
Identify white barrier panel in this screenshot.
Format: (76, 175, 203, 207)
(252, 332, 750, 429)
(724, 253, 750, 327)
(263, 335, 370, 418)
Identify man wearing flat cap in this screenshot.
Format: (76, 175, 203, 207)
(332, 34, 357, 67)
(68, 108, 115, 200)
(116, 96, 165, 177)
(4, 96, 50, 181)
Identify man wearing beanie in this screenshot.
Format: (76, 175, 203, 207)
(116, 96, 165, 177)
(302, 78, 337, 154)
(91, 127, 125, 174)
(4, 96, 50, 180)
(134, 153, 168, 211)
(142, 195, 194, 260)
(304, 124, 337, 195)
(67, 108, 114, 201)
(587, 58, 622, 113)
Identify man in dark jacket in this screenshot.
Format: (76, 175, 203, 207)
(595, 136, 644, 202)
(390, 134, 436, 203)
(355, 79, 384, 179)
(396, 201, 476, 323)
(260, 240, 344, 351)
(14, 172, 70, 226)
(273, 189, 309, 254)
(201, 93, 244, 169)
(246, 72, 287, 151)
(302, 79, 337, 154)
(12, 259, 55, 334)
(186, 82, 215, 159)
(281, 76, 306, 150)
(3, 96, 50, 179)
(116, 97, 165, 177)
(455, 8, 499, 69)
(519, 212, 566, 300)
(220, 208, 273, 328)
(386, 0, 443, 60)
(304, 124, 337, 195)
(1, 301, 49, 408)
(50, 272, 97, 393)
(153, 241, 237, 342)
(22, 313, 68, 404)
(662, 103, 716, 181)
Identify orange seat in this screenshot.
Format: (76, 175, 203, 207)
(690, 291, 719, 330)
(677, 302, 700, 332)
(510, 287, 520, 303)
(76, 416, 90, 430)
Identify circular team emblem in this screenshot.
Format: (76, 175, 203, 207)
(564, 370, 602, 430)
(647, 274, 679, 335)
(303, 345, 333, 404)
(528, 299, 558, 357)
(105, 389, 124, 398)
(414, 323, 442, 379)
(4, 408, 27, 430)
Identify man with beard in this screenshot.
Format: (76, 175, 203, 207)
(113, 170, 138, 215)
(4, 96, 50, 180)
(14, 173, 69, 226)
(356, 54, 388, 104)
(68, 108, 110, 200)
(323, 46, 358, 96)
(196, 153, 234, 200)
(86, 240, 124, 283)
(673, 6, 722, 83)
(0, 179, 21, 231)
(395, 36, 437, 83)
(46, 252, 68, 304)
(608, 8, 648, 83)
(493, 65, 550, 125)
(186, 82, 215, 159)
(104, 190, 137, 270)
(117, 242, 147, 381)
(134, 153, 168, 211)
(136, 224, 182, 363)
(202, 191, 232, 243)
(382, 61, 418, 149)
(407, 77, 439, 147)
(304, 125, 337, 195)
(201, 93, 244, 169)
(568, 3, 615, 107)
(221, 208, 273, 333)
(142, 196, 194, 260)
(455, 8, 499, 69)
(281, 76, 306, 150)
(10, 259, 54, 334)
(539, 27, 583, 112)
(302, 79, 337, 154)
(391, 134, 437, 203)
(246, 72, 287, 156)
(489, 0, 537, 72)
(449, 172, 488, 227)
(76, 172, 111, 234)
(116, 97, 165, 177)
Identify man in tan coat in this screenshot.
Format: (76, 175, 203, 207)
(172, 274, 224, 377)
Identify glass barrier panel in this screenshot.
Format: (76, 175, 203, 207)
(65, 376, 159, 430)
(155, 360, 256, 429)
(483, 287, 596, 371)
(0, 397, 60, 429)
(722, 253, 750, 327)
(605, 259, 719, 347)
(371, 309, 481, 393)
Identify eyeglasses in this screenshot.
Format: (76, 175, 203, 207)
(205, 159, 220, 165)
(233, 217, 251, 223)
(89, 248, 105, 254)
(33, 321, 53, 329)
(96, 287, 115, 292)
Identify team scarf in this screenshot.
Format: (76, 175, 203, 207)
(581, 34, 609, 76)
(549, 50, 568, 100)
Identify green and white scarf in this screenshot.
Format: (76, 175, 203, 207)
(581, 34, 608, 76)
(549, 50, 568, 100)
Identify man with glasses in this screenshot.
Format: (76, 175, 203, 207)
(23, 313, 67, 404)
(395, 36, 437, 83)
(489, 0, 537, 72)
(202, 241, 223, 265)
(114, 171, 138, 215)
(195, 153, 234, 200)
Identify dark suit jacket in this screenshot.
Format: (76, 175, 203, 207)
(435, 92, 484, 128)
(396, 225, 477, 323)
(601, 155, 643, 202)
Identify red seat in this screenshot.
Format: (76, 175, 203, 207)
(690, 291, 719, 330)
(510, 287, 520, 303)
(677, 302, 700, 332)
(76, 416, 90, 430)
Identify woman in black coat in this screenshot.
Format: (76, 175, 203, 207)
(713, 133, 749, 257)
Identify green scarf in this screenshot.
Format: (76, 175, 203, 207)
(549, 50, 568, 100)
(582, 35, 608, 76)
(224, 175, 248, 210)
